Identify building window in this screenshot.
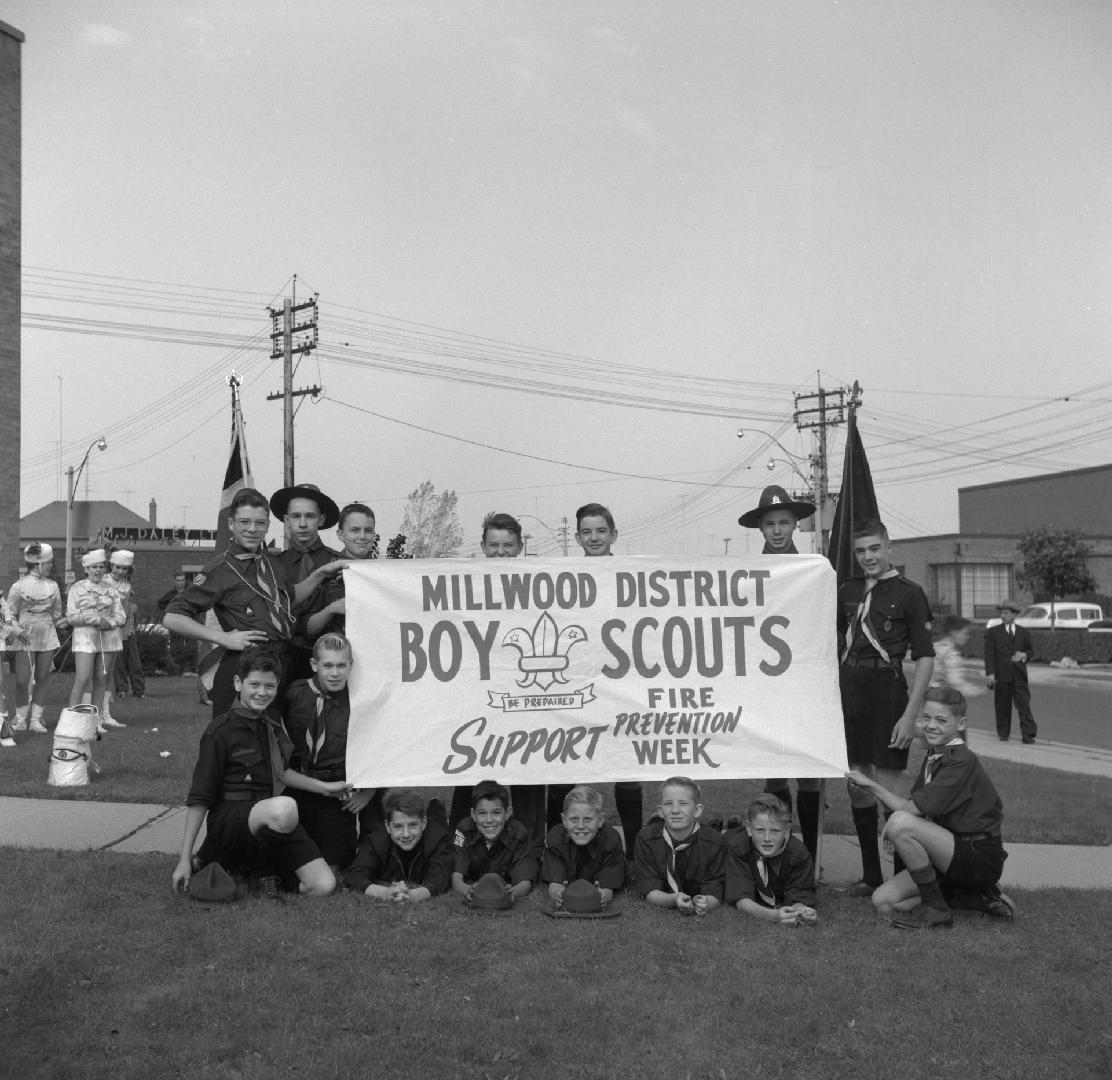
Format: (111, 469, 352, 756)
(929, 563, 1012, 619)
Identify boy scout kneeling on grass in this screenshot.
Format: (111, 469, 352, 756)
(171, 648, 336, 899)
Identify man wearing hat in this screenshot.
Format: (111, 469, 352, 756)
(110, 550, 145, 705)
(270, 483, 342, 685)
(738, 486, 823, 862)
(984, 600, 1037, 744)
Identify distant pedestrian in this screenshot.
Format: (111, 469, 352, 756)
(157, 571, 198, 676)
(984, 599, 1037, 744)
(110, 550, 146, 704)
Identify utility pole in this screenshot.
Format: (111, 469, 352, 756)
(793, 376, 847, 555)
(559, 516, 570, 557)
(266, 279, 321, 486)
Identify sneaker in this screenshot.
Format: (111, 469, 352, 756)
(96, 723, 108, 736)
(981, 887, 1016, 921)
(705, 817, 724, 833)
(250, 875, 285, 902)
(28, 719, 49, 734)
(725, 815, 743, 831)
(892, 904, 953, 930)
(1022, 737, 1036, 745)
(100, 717, 127, 729)
(0, 723, 16, 748)
(848, 880, 880, 897)
(11, 716, 27, 733)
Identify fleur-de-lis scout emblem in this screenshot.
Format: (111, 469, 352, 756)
(502, 612, 587, 692)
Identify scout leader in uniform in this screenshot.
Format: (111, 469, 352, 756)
(269, 482, 342, 685)
(162, 488, 347, 717)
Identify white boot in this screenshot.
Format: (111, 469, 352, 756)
(12, 705, 28, 732)
(28, 704, 49, 734)
(100, 692, 126, 729)
(0, 715, 15, 748)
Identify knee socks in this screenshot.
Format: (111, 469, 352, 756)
(796, 789, 821, 863)
(851, 804, 883, 887)
(909, 863, 948, 911)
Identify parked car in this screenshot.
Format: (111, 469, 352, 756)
(1087, 618, 1112, 634)
(1007, 603, 1104, 629)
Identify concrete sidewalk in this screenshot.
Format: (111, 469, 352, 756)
(1, 794, 1110, 891)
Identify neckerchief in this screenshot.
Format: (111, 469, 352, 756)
(662, 823, 700, 893)
(227, 705, 289, 795)
(291, 539, 326, 584)
(755, 832, 790, 907)
(227, 548, 294, 637)
(304, 677, 329, 765)
(924, 738, 964, 785)
(842, 570, 899, 664)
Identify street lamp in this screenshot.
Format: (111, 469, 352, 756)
(65, 437, 107, 583)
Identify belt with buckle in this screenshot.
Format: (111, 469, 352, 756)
(953, 831, 999, 842)
(842, 655, 900, 669)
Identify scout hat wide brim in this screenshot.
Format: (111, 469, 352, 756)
(269, 484, 340, 529)
(464, 872, 515, 915)
(187, 861, 238, 903)
(541, 878, 622, 919)
(738, 485, 816, 529)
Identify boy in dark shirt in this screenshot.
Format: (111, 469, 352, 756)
(725, 794, 817, 926)
(170, 649, 335, 898)
(846, 686, 1014, 929)
(283, 633, 381, 869)
(451, 780, 536, 902)
(634, 776, 726, 915)
(541, 785, 626, 910)
(344, 789, 454, 902)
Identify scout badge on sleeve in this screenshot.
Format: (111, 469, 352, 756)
(542, 878, 621, 919)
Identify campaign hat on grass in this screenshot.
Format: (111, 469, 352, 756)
(187, 862, 238, 903)
(738, 485, 816, 529)
(464, 872, 514, 915)
(542, 878, 621, 919)
(270, 484, 340, 529)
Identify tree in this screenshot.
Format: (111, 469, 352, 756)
(1015, 527, 1097, 623)
(399, 481, 464, 558)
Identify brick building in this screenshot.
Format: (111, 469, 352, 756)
(892, 464, 1112, 619)
(1, 21, 23, 583)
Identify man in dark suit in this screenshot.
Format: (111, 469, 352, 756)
(984, 599, 1037, 744)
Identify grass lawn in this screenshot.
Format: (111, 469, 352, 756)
(1, 847, 1110, 1080)
(3, 676, 1112, 845)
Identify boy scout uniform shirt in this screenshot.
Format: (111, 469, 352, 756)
(910, 743, 1004, 836)
(540, 823, 627, 890)
(452, 817, 538, 885)
(277, 540, 339, 650)
(632, 819, 727, 900)
(165, 544, 296, 643)
(283, 678, 349, 781)
(186, 704, 294, 808)
(838, 574, 935, 664)
(724, 833, 816, 908)
(343, 819, 454, 895)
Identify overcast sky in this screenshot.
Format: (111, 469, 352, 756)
(11, 1, 1112, 557)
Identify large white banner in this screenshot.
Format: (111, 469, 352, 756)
(345, 555, 847, 787)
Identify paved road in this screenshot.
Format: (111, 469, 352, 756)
(953, 661, 1110, 750)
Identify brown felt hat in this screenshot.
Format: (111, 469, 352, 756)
(188, 862, 238, 903)
(270, 484, 340, 529)
(996, 598, 1024, 614)
(738, 485, 816, 529)
(542, 878, 621, 920)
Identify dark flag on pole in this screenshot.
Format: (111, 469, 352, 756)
(827, 387, 879, 588)
(215, 372, 254, 553)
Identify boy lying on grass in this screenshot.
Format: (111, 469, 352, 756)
(541, 785, 626, 910)
(633, 776, 725, 915)
(171, 648, 336, 898)
(344, 789, 453, 902)
(725, 794, 817, 926)
(846, 686, 1015, 929)
(451, 779, 536, 903)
